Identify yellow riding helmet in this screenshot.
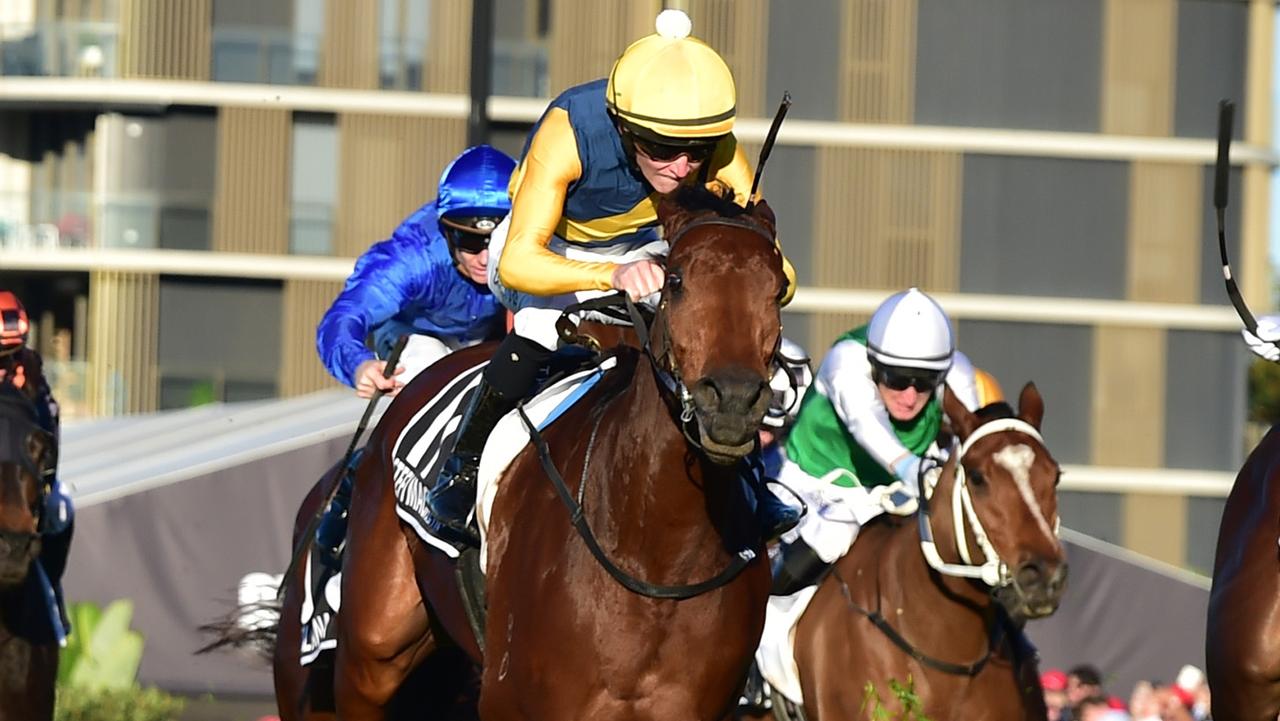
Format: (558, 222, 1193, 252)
(605, 9, 737, 142)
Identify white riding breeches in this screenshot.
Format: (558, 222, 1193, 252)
(486, 217, 667, 351)
(398, 334, 466, 382)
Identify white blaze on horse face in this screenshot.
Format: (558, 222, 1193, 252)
(993, 443, 1057, 544)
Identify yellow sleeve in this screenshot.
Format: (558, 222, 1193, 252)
(709, 141, 799, 306)
(499, 108, 617, 296)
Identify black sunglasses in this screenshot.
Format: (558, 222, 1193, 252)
(443, 226, 490, 255)
(872, 363, 945, 393)
(630, 135, 718, 163)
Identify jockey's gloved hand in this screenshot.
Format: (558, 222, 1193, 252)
(1242, 314, 1280, 362)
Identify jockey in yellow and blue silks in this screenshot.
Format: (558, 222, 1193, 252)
(311, 145, 515, 567)
(317, 145, 517, 398)
(425, 9, 800, 549)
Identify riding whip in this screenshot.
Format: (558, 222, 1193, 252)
(277, 334, 409, 599)
(1214, 100, 1260, 335)
(749, 92, 792, 201)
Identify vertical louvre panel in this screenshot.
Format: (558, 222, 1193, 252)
(839, 0, 915, 123)
(118, 0, 210, 79)
(1101, 0, 1175, 136)
(334, 114, 466, 257)
(1091, 326, 1165, 467)
(548, 0, 657, 94)
(1126, 162, 1200, 303)
(320, 0, 378, 89)
(686, 0, 767, 118)
(280, 279, 344, 397)
(426, 0, 471, 93)
(87, 271, 158, 415)
(810, 146, 960, 348)
(213, 107, 290, 254)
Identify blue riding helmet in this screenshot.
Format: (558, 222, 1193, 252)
(436, 145, 517, 222)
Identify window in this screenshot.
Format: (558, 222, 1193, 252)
(290, 114, 337, 255)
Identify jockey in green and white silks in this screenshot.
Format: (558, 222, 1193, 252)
(775, 288, 1001, 568)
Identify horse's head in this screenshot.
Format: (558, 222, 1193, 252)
(0, 384, 52, 587)
(653, 188, 786, 464)
(940, 382, 1067, 620)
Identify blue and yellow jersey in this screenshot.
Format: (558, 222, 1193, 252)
(500, 79, 795, 298)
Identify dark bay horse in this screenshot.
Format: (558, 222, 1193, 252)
(771, 384, 1064, 721)
(265, 190, 785, 720)
(1206, 425, 1280, 721)
(0, 383, 58, 721)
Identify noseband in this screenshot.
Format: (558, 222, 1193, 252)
(917, 418, 1051, 589)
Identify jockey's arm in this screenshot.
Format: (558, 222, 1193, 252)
(316, 235, 430, 387)
(820, 340, 919, 481)
(709, 142, 798, 305)
(499, 109, 617, 296)
(943, 350, 984, 411)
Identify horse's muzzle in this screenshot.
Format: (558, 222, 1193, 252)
(691, 371, 771, 463)
(998, 559, 1068, 620)
(0, 530, 39, 586)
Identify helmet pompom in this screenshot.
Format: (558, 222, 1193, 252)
(655, 9, 692, 40)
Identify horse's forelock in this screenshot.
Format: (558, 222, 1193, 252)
(973, 401, 1015, 423)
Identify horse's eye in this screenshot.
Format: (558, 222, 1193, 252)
(666, 272, 683, 295)
(967, 466, 986, 485)
(1054, 468, 1062, 487)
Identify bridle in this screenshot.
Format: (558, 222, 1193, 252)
(557, 214, 785, 454)
(916, 417, 1053, 590)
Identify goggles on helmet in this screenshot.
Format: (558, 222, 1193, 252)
(871, 361, 946, 393)
(441, 216, 501, 255)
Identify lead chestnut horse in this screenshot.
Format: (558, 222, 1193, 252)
(768, 384, 1065, 721)
(0, 382, 58, 721)
(268, 188, 784, 720)
(1206, 425, 1280, 721)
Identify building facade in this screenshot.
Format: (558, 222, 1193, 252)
(0, 0, 1272, 571)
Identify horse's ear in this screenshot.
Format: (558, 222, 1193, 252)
(1017, 382, 1044, 430)
(749, 198, 777, 237)
(942, 384, 979, 440)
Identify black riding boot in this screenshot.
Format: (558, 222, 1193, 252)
(38, 520, 73, 636)
(426, 380, 515, 547)
(770, 537, 828, 596)
(752, 476, 802, 544)
(314, 450, 361, 572)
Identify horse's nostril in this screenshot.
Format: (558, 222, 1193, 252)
(693, 378, 722, 409)
(1015, 561, 1044, 589)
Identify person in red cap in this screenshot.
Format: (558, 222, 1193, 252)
(1042, 668, 1069, 721)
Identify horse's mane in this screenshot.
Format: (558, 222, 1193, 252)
(658, 184, 777, 244)
(973, 401, 1015, 423)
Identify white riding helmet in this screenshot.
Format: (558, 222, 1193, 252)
(866, 288, 954, 372)
(764, 337, 813, 429)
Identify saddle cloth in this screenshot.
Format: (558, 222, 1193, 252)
(297, 353, 617, 665)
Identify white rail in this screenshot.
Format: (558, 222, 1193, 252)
(1059, 465, 1236, 498)
(1, 77, 1276, 165)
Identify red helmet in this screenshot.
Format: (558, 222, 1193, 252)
(0, 291, 29, 350)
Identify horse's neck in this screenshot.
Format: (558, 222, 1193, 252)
(589, 359, 748, 562)
(882, 469, 998, 643)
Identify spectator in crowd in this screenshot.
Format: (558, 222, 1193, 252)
(1155, 685, 1195, 721)
(1069, 665, 1106, 708)
(1075, 696, 1116, 721)
(1043, 668, 1070, 721)
(1128, 680, 1160, 721)
(1173, 665, 1210, 721)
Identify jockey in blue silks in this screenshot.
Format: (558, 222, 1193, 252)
(311, 144, 517, 566)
